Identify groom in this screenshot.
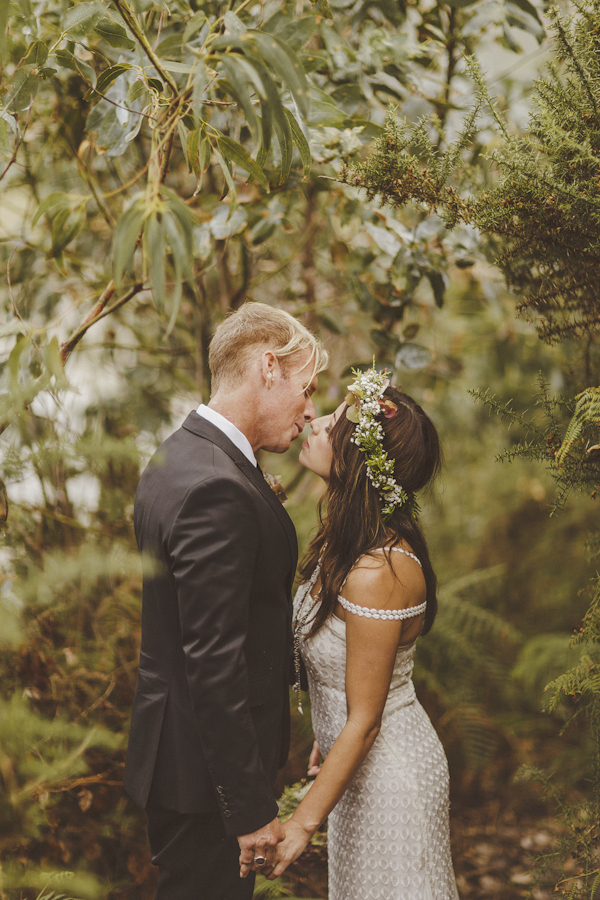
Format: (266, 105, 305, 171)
(123, 302, 327, 899)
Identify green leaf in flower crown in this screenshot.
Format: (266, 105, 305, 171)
(346, 405, 360, 423)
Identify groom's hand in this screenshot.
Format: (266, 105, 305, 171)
(238, 816, 285, 879)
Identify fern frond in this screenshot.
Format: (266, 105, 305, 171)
(556, 386, 600, 467)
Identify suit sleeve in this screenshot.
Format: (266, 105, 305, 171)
(167, 473, 279, 837)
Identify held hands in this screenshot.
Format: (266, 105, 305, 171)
(239, 741, 321, 880)
(238, 817, 285, 879)
(262, 817, 313, 880)
(258, 739, 320, 879)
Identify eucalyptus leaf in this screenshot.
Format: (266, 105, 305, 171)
(23, 40, 48, 67)
(509, 0, 543, 24)
(162, 212, 185, 336)
(95, 14, 136, 50)
(283, 107, 311, 177)
(95, 64, 133, 96)
(248, 31, 310, 120)
(273, 107, 293, 184)
(1, 68, 28, 112)
(210, 206, 248, 241)
(223, 11, 246, 37)
(32, 192, 79, 227)
(144, 213, 166, 310)
(213, 147, 237, 206)
(63, 0, 107, 38)
(0, 119, 10, 156)
(370, 328, 401, 353)
(49, 206, 85, 255)
(275, 17, 317, 51)
(308, 99, 346, 127)
(444, 0, 478, 8)
(0, 0, 8, 62)
(219, 56, 261, 146)
(11, 73, 38, 111)
(113, 198, 146, 288)
(217, 134, 269, 191)
(183, 9, 207, 44)
(163, 190, 196, 262)
(426, 270, 447, 308)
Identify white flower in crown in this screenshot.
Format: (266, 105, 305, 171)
(344, 366, 408, 520)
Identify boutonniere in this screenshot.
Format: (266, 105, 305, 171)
(263, 471, 288, 503)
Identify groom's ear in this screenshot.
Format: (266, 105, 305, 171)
(261, 350, 280, 388)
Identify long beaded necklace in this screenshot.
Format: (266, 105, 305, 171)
(292, 560, 322, 715)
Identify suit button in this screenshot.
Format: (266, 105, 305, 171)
(224, 810, 232, 817)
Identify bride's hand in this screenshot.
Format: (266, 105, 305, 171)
(307, 739, 321, 777)
(266, 818, 312, 880)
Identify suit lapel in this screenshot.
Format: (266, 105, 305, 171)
(235, 458, 298, 570)
(182, 412, 298, 569)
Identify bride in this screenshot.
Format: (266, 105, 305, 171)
(261, 367, 459, 899)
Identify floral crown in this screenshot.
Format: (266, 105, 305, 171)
(345, 366, 408, 520)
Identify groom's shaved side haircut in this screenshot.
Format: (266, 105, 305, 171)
(209, 301, 328, 392)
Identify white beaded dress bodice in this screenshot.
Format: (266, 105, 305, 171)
(293, 556, 460, 900)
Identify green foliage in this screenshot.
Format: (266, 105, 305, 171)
(556, 386, 600, 469)
(415, 567, 521, 772)
(344, 1, 600, 346)
(0, 0, 578, 895)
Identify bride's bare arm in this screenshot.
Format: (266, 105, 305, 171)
(267, 550, 426, 879)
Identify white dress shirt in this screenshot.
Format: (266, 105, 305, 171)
(196, 404, 257, 467)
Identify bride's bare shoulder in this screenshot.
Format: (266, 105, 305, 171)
(342, 544, 425, 612)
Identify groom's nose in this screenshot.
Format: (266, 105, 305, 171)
(304, 396, 316, 421)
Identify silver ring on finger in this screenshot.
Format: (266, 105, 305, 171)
(253, 856, 267, 867)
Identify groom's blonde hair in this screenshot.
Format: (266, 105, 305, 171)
(209, 302, 328, 392)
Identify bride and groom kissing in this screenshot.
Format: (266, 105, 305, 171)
(123, 302, 460, 900)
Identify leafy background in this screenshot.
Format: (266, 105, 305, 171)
(1, 0, 598, 897)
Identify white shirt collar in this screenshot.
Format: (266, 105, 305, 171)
(196, 404, 257, 467)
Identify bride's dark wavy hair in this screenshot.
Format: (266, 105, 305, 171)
(299, 385, 442, 638)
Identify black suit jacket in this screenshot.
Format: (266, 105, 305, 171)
(123, 412, 298, 837)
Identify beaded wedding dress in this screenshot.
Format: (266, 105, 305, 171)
(293, 548, 460, 900)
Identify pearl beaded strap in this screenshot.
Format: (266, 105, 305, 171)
(337, 597, 427, 620)
(338, 546, 426, 621)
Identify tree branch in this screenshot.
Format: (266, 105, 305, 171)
(60, 281, 145, 365)
(113, 0, 179, 96)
